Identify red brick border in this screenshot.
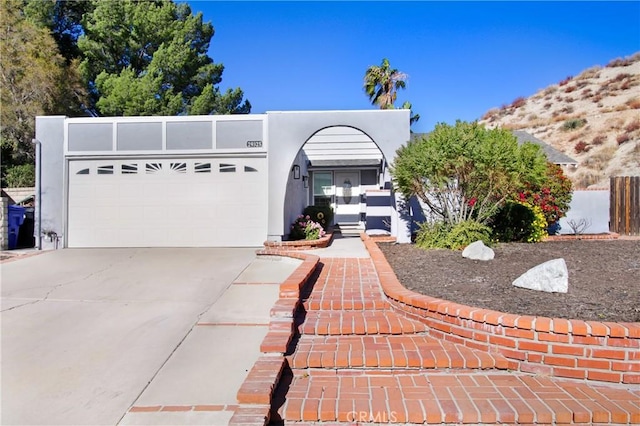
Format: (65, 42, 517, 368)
(0, 250, 45, 263)
(129, 404, 239, 413)
(366, 234, 397, 243)
(546, 232, 619, 241)
(362, 234, 640, 385)
(232, 250, 319, 426)
(263, 233, 333, 250)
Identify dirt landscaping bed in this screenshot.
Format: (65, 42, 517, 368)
(378, 239, 640, 322)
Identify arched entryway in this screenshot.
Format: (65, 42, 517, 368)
(265, 109, 411, 242)
(283, 125, 390, 236)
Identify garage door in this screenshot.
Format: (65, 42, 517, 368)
(67, 158, 267, 247)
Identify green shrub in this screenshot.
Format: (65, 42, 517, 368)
(4, 164, 35, 187)
(415, 221, 450, 249)
(561, 118, 587, 131)
(416, 220, 492, 250)
(303, 205, 334, 230)
(447, 220, 493, 250)
(491, 201, 547, 243)
(491, 201, 534, 242)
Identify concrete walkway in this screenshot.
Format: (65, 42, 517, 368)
(271, 238, 640, 424)
(302, 234, 370, 258)
(118, 255, 302, 426)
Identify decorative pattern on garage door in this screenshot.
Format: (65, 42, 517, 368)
(67, 158, 268, 248)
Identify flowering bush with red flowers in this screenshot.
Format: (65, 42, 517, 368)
(517, 163, 572, 226)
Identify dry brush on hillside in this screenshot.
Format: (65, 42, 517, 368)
(480, 53, 640, 189)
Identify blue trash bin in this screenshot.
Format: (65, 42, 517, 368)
(7, 205, 26, 250)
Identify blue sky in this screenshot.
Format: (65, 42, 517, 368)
(187, 1, 639, 133)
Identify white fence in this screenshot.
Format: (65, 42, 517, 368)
(558, 190, 610, 235)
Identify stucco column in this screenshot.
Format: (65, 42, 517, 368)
(35, 116, 66, 250)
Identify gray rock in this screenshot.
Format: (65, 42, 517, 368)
(512, 258, 568, 293)
(462, 240, 495, 261)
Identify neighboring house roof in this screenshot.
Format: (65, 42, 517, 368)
(512, 130, 578, 166)
(1, 188, 35, 206)
(409, 130, 578, 166)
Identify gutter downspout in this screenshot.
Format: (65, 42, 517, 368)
(32, 138, 42, 250)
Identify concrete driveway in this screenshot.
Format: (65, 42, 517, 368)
(1, 248, 261, 425)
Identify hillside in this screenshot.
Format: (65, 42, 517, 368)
(480, 53, 640, 189)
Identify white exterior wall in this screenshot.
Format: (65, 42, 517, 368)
(283, 148, 310, 238)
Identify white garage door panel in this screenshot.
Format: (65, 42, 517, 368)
(67, 158, 267, 247)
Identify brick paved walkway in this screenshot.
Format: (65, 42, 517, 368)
(272, 258, 640, 424)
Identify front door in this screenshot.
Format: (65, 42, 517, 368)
(334, 171, 360, 224)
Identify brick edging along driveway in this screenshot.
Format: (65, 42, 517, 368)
(362, 233, 640, 385)
(231, 250, 319, 426)
(263, 233, 333, 250)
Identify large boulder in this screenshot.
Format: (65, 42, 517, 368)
(462, 240, 495, 261)
(512, 258, 568, 293)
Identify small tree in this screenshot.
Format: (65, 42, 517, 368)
(392, 121, 548, 226)
(1, 0, 85, 186)
(567, 218, 591, 236)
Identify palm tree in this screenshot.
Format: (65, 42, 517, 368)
(364, 58, 420, 125)
(401, 101, 421, 125)
(364, 58, 407, 109)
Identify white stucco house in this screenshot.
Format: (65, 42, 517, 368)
(34, 110, 412, 249)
